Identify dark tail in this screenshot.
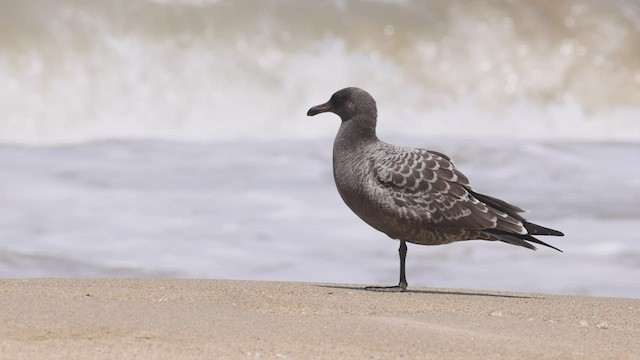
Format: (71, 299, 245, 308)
(524, 222, 564, 237)
(489, 229, 564, 252)
(468, 189, 564, 252)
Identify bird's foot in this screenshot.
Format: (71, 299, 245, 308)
(364, 283, 407, 292)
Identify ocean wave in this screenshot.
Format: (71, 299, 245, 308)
(1, 0, 639, 144)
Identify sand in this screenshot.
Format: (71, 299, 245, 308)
(0, 279, 638, 359)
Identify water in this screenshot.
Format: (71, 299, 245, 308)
(2, 0, 640, 144)
(0, 0, 639, 297)
(0, 139, 638, 298)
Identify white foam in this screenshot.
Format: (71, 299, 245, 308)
(0, 139, 638, 297)
(1, 1, 639, 145)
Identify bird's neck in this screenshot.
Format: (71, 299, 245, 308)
(334, 114, 378, 151)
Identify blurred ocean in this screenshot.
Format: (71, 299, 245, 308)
(0, 0, 639, 297)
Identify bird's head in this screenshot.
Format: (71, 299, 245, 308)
(307, 87, 377, 122)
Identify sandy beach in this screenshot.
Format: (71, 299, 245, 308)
(0, 279, 638, 359)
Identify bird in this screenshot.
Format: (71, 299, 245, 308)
(307, 87, 564, 292)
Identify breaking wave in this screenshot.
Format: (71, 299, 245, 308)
(1, 0, 639, 144)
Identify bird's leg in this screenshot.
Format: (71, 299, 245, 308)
(398, 240, 408, 287)
(365, 240, 408, 292)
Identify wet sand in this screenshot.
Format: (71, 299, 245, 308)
(0, 279, 638, 359)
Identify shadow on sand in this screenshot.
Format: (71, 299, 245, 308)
(316, 284, 540, 299)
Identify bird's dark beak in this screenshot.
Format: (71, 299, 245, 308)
(307, 102, 332, 116)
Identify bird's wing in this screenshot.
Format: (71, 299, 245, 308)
(374, 148, 527, 234)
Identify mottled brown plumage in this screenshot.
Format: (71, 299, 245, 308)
(307, 87, 563, 291)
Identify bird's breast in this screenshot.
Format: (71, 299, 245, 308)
(332, 150, 372, 207)
(332, 146, 397, 234)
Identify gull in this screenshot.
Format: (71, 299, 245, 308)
(307, 87, 563, 292)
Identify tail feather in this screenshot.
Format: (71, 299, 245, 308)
(468, 189, 564, 252)
(520, 233, 563, 252)
(524, 222, 564, 237)
(489, 230, 564, 253)
(496, 234, 537, 251)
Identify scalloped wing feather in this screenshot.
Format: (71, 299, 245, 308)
(375, 148, 527, 235)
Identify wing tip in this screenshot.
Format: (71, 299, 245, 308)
(493, 232, 563, 253)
